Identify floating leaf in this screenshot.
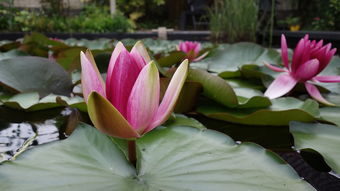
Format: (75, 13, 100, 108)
(163, 114, 206, 130)
(157, 51, 186, 67)
(197, 97, 319, 126)
(319, 107, 340, 127)
(0, 50, 28, 61)
(188, 69, 238, 107)
(160, 78, 202, 113)
(207, 43, 281, 75)
(1, 92, 85, 112)
(0, 123, 314, 190)
(226, 78, 271, 108)
(0, 57, 73, 96)
(290, 122, 340, 174)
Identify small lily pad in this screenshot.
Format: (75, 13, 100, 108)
(290, 122, 340, 174)
(197, 97, 319, 126)
(1, 92, 86, 112)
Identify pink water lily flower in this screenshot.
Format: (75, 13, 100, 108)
(81, 41, 188, 139)
(178, 41, 208, 62)
(264, 34, 338, 105)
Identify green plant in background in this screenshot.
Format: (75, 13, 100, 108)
(0, 3, 133, 33)
(68, 5, 134, 33)
(311, 0, 340, 30)
(116, 0, 165, 23)
(40, 0, 67, 16)
(298, 0, 340, 31)
(277, 16, 301, 31)
(209, 0, 259, 43)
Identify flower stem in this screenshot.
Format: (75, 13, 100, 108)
(128, 140, 136, 167)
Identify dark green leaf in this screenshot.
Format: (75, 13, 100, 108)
(0, 57, 73, 96)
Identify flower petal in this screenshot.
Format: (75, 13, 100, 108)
(264, 61, 287, 72)
(107, 50, 141, 118)
(193, 51, 209, 62)
(264, 73, 298, 99)
(281, 34, 289, 69)
(130, 41, 149, 70)
(106, 42, 126, 95)
(291, 38, 306, 73)
(318, 48, 337, 73)
(314, 75, 340, 83)
(145, 59, 189, 133)
(179, 42, 188, 53)
(294, 59, 320, 81)
(305, 82, 334, 106)
(193, 43, 201, 55)
(80, 51, 105, 102)
(127, 61, 160, 133)
(87, 92, 140, 138)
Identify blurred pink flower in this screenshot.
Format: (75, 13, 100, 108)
(178, 41, 208, 62)
(264, 34, 338, 105)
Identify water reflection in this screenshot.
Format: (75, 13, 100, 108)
(0, 107, 79, 162)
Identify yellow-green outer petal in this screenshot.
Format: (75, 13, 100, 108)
(87, 92, 140, 139)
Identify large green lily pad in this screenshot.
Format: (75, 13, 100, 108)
(290, 122, 340, 174)
(207, 43, 281, 75)
(0, 123, 314, 190)
(197, 97, 319, 126)
(0, 56, 73, 96)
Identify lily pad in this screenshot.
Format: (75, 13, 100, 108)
(157, 51, 186, 67)
(207, 43, 281, 75)
(197, 97, 319, 126)
(163, 114, 206, 130)
(1, 92, 86, 112)
(0, 56, 73, 96)
(0, 123, 314, 190)
(290, 122, 340, 174)
(0, 50, 28, 61)
(226, 78, 271, 108)
(187, 69, 238, 108)
(319, 107, 340, 127)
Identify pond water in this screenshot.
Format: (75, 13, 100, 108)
(0, 107, 74, 162)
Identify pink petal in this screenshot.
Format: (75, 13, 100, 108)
(281, 34, 289, 69)
(313, 75, 340, 83)
(264, 73, 298, 99)
(292, 38, 306, 73)
(300, 40, 312, 67)
(127, 62, 160, 133)
(305, 82, 334, 106)
(264, 61, 287, 72)
(106, 50, 141, 118)
(316, 48, 336, 74)
(304, 34, 309, 41)
(80, 51, 105, 102)
(144, 59, 189, 133)
(179, 42, 188, 53)
(294, 59, 320, 81)
(193, 43, 201, 55)
(193, 51, 209, 62)
(130, 41, 151, 70)
(106, 42, 126, 95)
